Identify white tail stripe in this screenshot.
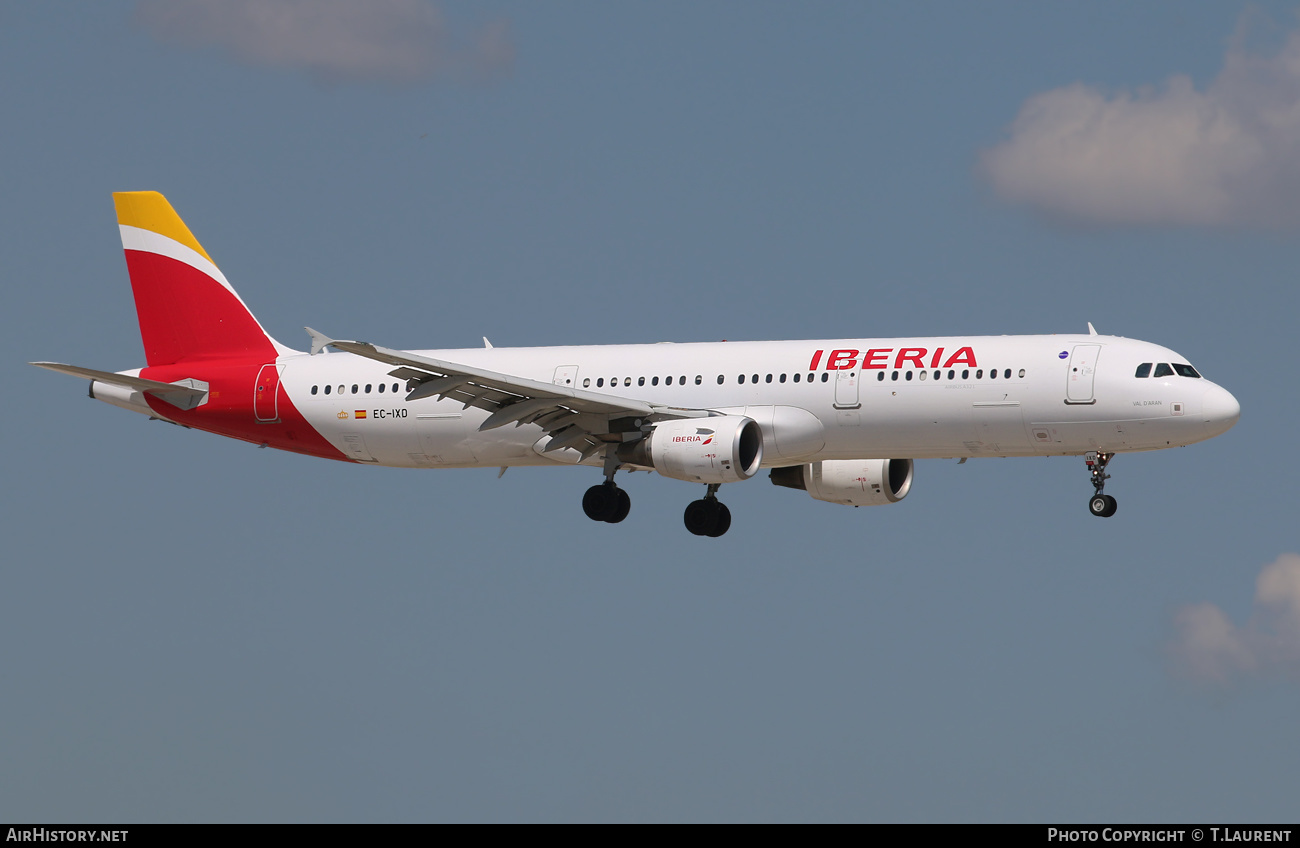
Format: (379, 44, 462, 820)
(119, 224, 235, 292)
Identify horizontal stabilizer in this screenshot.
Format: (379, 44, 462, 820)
(31, 362, 209, 410)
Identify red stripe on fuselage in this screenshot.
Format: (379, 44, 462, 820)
(141, 360, 352, 462)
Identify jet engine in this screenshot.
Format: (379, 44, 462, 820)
(769, 458, 913, 506)
(618, 416, 763, 484)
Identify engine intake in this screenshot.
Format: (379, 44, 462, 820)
(770, 458, 913, 506)
(619, 416, 763, 484)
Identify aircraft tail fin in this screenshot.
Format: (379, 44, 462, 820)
(113, 192, 293, 366)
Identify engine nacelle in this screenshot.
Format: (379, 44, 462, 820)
(770, 458, 913, 506)
(619, 416, 764, 484)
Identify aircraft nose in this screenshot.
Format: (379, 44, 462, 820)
(1201, 383, 1241, 437)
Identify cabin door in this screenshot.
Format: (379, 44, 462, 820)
(1066, 345, 1100, 404)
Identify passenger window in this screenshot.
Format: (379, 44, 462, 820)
(624, 377, 631, 387)
(905, 371, 913, 381)
(779, 374, 786, 383)
(1154, 363, 1174, 378)
(311, 385, 318, 395)
(666, 376, 674, 386)
(877, 372, 885, 381)
(990, 369, 997, 380)
(1135, 363, 1151, 378)
(597, 378, 604, 387)
(1173, 363, 1201, 378)
(752, 374, 759, 384)
(962, 369, 969, 379)
(891, 371, 899, 381)
(976, 370, 983, 379)
(379, 383, 385, 393)
(715, 375, 723, 385)
(1018, 369, 1025, 378)
(324, 385, 331, 394)
(679, 376, 686, 385)
(934, 370, 941, 380)
(765, 374, 772, 383)
(638, 377, 645, 386)
(738, 374, 745, 384)
(1004, 369, 1011, 379)
(338, 385, 345, 395)
(652, 376, 660, 386)
(919, 370, 927, 381)
(947, 370, 955, 380)
(365, 384, 372, 393)
(695, 375, 702, 385)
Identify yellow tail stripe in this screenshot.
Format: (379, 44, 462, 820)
(112, 191, 213, 264)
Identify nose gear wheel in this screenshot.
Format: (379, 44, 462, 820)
(1084, 451, 1118, 518)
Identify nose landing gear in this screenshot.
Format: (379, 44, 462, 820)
(1085, 451, 1118, 517)
(684, 483, 732, 537)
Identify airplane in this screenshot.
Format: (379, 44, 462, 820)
(32, 192, 1241, 537)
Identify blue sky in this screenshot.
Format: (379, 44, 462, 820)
(4, 1, 1299, 822)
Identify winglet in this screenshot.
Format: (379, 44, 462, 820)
(483, 337, 494, 349)
(1087, 322, 1099, 336)
(305, 327, 334, 356)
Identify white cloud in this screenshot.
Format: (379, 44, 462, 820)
(981, 21, 1300, 230)
(1169, 553, 1300, 687)
(134, 0, 513, 85)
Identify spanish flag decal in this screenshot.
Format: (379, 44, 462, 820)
(355, 410, 367, 419)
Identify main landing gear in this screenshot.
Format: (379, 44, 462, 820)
(683, 484, 731, 538)
(580, 451, 733, 536)
(582, 448, 631, 524)
(582, 481, 631, 523)
(1085, 451, 1118, 518)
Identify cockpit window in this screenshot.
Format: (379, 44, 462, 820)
(1173, 363, 1201, 378)
(1135, 363, 1152, 378)
(1153, 363, 1174, 378)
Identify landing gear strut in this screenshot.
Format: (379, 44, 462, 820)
(1085, 451, 1118, 518)
(684, 483, 731, 537)
(583, 447, 631, 524)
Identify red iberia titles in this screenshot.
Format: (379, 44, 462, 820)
(808, 347, 977, 371)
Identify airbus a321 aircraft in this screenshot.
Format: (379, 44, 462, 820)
(33, 192, 1240, 537)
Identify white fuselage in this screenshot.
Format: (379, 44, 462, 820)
(279, 333, 1239, 469)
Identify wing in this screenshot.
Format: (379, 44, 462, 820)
(307, 330, 708, 462)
